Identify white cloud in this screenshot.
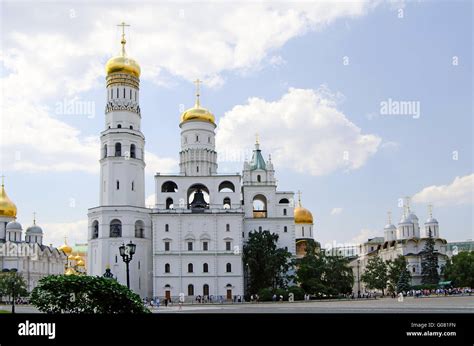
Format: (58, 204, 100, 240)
(216, 87, 381, 176)
(351, 228, 378, 244)
(412, 174, 474, 206)
(0, 2, 379, 175)
(331, 207, 343, 215)
(42, 219, 88, 248)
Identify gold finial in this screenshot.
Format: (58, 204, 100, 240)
(1, 175, 4, 187)
(428, 204, 433, 218)
(193, 78, 201, 107)
(117, 21, 130, 56)
(255, 133, 259, 145)
(297, 190, 302, 207)
(387, 211, 392, 224)
(33, 212, 36, 225)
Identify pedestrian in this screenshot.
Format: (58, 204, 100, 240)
(165, 298, 168, 307)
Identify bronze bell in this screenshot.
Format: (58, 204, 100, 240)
(190, 189, 208, 210)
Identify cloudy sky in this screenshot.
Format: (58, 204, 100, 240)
(0, 0, 472, 248)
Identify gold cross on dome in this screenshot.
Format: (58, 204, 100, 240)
(117, 22, 130, 55)
(1, 175, 4, 186)
(193, 79, 202, 107)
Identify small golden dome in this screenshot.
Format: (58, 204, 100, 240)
(180, 105, 215, 124)
(180, 78, 215, 125)
(74, 255, 82, 261)
(68, 254, 75, 260)
(294, 192, 313, 224)
(105, 55, 141, 78)
(77, 260, 85, 267)
(0, 181, 17, 218)
(59, 240, 73, 255)
(65, 267, 76, 276)
(105, 23, 140, 78)
(294, 206, 313, 224)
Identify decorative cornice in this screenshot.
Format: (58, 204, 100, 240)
(105, 100, 141, 116)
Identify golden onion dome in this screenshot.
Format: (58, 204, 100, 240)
(68, 254, 75, 261)
(180, 79, 215, 125)
(59, 239, 73, 255)
(0, 180, 17, 218)
(77, 260, 85, 267)
(105, 23, 140, 78)
(74, 255, 82, 261)
(294, 193, 313, 224)
(65, 267, 76, 276)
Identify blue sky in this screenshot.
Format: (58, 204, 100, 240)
(1, 1, 472, 247)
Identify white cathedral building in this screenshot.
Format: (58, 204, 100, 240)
(87, 28, 315, 299)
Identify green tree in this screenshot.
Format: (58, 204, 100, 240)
(30, 275, 149, 313)
(243, 230, 294, 294)
(421, 228, 440, 285)
(0, 271, 28, 302)
(296, 242, 353, 297)
(387, 255, 411, 294)
(396, 266, 412, 293)
(361, 255, 388, 296)
(443, 251, 474, 287)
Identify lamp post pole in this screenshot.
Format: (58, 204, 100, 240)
(119, 241, 136, 289)
(357, 259, 361, 297)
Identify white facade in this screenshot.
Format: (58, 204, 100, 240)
(88, 39, 311, 300)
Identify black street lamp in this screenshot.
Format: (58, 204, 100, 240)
(357, 259, 361, 297)
(2, 268, 18, 313)
(119, 241, 136, 289)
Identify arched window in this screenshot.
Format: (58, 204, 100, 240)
(188, 263, 193, 273)
(116, 180, 120, 190)
(116, 88, 119, 98)
(188, 284, 194, 296)
(135, 220, 145, 238)
(226, 263, 232, 273)
(257, 175, 261, 182)
(165, 263, 170, 273)
(187, 184, 210, 210)
(258, 226, 262, 232)
(252, 194, 267, 218)
(115, 143, 122, 156)
(412, 267, 416, 273)
(279, 198, 290, 204)
(196, 166, 199, 173)
(223, 197, 231, 209)
(203, 263, 209, 273)
(165, 224, 169, 232)
(218, 181, 235, 192)
(92, 220, 99, 239)
(283, 209, 287, 216)
(123, 88, 125, 98)
(203, 284, 209, 296)
(161, 181, 178, 193)
(129, 89, 132, 99)
(130, 144, 136, 158)
(110, 219, 122, 238)
(302, 227, 305, 237)
(130, 125, 133, 129)
(284, 226, 287, 233)
(131, 181, 134, 191)
(118, 124, 122, 129)
(103, 144, 107, 158)
(166, 198, 174, 210)
(226, 224, 230, 232)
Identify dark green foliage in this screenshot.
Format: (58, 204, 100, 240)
(421, 228, 440, 285)
(396, 266, 412, 293)
(361, 256, 388, 295)
(296, 242, 353, 297)
(243, 230, 294, 294)
(443, 251, 474, 287)
(387, 255, 411, 294)
(30, 275, 149, 314)
(287, 286, 305, 300)
(0, 271, 28, 300)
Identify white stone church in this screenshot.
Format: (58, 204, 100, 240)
(87, 29, 315, 299)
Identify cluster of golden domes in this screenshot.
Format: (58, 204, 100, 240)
(59, 239, 85, 275)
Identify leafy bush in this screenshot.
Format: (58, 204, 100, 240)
(30, 275, 149, 314)
(257, 288, 273, 301)
(274, 288, 288, 300)
(287, 286, 305, 301)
